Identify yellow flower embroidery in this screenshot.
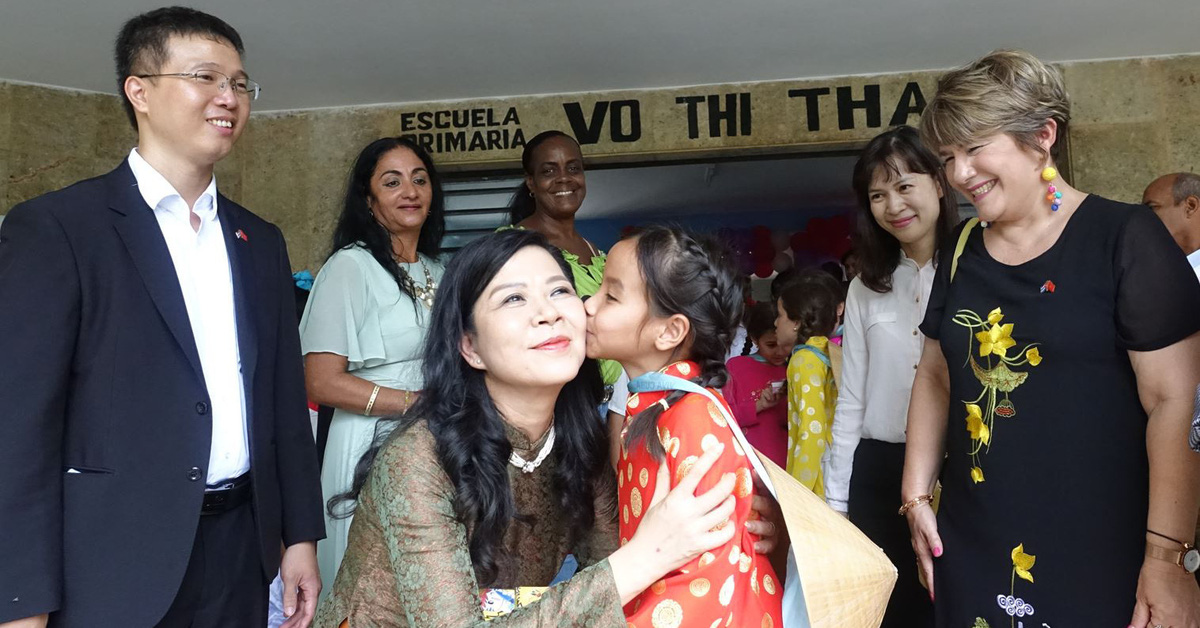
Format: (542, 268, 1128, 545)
(954, 306, 1043, 484)
(975, 322, 1016, 358)
(965, 404, 991, 445)
(1011, 543, 1036, 583)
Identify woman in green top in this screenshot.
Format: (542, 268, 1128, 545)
(507, 131, 606, 298)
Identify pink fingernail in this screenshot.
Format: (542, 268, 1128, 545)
(932, 546, 943, 557)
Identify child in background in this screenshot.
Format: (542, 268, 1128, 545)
(775, 275, 840, 495)
(723, 302, 791, 467)
(585, 226, 784, 628)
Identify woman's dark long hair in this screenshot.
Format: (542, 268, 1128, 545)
(330, 229, 610, 587)
(623, 226, 745, 461)
(506, 130, 580, 225)
(329, 136, 447, 301)
(850, 126, 959, 293)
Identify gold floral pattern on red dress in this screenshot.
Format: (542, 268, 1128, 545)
(618, 361, 783, 628)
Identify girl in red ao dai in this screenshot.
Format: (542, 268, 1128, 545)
(584, 226, 784, 628)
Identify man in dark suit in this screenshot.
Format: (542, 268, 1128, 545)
(0, 7, 324, 627)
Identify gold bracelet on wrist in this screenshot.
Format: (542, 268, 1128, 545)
(364, 384, 381, 416)
(898, 494, 934, 516)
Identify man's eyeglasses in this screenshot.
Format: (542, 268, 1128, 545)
(136, 70, 261, 101)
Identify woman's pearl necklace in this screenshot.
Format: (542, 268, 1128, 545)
(509, 425, 555, 474)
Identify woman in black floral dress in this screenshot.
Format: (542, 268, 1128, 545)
(901, 49, 1200, 627)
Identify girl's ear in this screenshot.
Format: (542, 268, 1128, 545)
(653, 313, 691, 353)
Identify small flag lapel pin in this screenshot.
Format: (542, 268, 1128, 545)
(1040, 280, 1055, 293)
(235, 229, 248, 242)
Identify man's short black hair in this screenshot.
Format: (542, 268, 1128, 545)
(114, 6, 245, 128)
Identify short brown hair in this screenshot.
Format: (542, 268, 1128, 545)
(920, 49, 1071, 160)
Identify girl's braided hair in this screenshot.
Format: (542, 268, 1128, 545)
(624, 226, 745, 461)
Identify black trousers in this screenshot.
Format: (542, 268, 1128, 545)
(155, 501, 268, 628)
(848, 438, 934, 628)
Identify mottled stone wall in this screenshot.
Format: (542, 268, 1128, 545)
(4, 53, 1199, 272)
(228, 107, 399, 273)
(0, 82, 135, 211)
(1064, 56, 1200, 203)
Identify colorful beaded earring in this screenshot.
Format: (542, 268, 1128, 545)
(1043, 167, 1062, 211)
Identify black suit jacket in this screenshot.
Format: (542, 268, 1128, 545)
(0, 161, 325, 626)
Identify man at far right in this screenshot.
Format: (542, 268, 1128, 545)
(1144, 172, 1200, 281)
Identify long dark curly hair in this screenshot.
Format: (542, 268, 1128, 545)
(329, 136, 447, 301)
(622, 226, 745, 461)
(330, 229, 610, 587)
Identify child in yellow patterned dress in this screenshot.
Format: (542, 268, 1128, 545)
(774, 277, 841, 496)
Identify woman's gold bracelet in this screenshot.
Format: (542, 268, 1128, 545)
(898, 494, 934, 516)
(364, 384, 381, 416)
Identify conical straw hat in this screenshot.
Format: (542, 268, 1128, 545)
(755, 450, 898, 628)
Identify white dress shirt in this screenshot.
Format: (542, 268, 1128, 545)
(1188, 248, 1200, 283)
(128, 149, 249, 484)
(824, 253, 935, 512)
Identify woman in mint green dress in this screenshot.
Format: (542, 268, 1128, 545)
(299, 137, 446, 596)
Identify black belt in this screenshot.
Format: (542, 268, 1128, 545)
(202, 473, 251, 516)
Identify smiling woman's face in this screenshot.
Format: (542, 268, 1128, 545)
(867, 161, 943, 248)
(368, 146, 431, 238)
(525, 136, 586, 219)
(461, 246, 587, 389)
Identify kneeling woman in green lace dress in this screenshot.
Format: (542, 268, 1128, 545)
(314, 229, 742, 627)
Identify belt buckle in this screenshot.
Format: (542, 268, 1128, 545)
(201, 474, 248, 515)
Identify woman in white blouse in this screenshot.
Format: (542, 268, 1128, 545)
(825, 126, 958, 628)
